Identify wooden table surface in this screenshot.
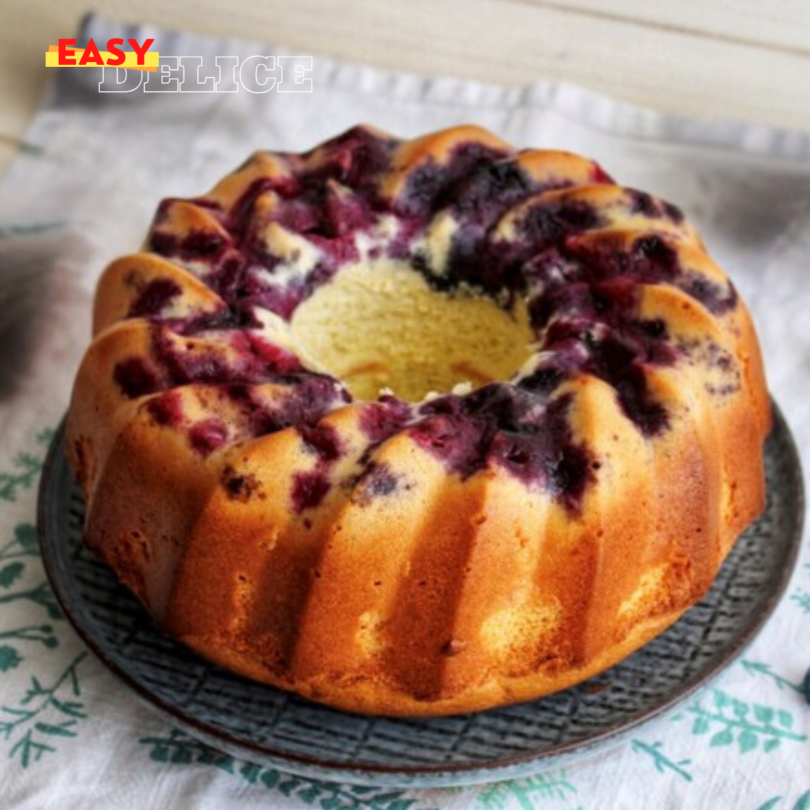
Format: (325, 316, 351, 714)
(4, 0, 810, 175)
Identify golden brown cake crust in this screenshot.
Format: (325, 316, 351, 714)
(67, 125, 769, 716)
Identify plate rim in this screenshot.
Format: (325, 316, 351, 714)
(38, 400, 805, 787)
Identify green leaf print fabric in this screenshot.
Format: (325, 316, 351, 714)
(0, 13, 808, 810)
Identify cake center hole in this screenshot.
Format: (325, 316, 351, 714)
(290, 262, 535, 403)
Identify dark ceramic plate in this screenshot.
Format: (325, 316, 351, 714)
(38, 403, 804, 788)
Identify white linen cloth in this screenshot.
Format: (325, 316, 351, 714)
(0, 13, 809, 809)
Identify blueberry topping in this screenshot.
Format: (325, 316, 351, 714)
(290, 423, 343, 512)
(397, 142, 509, 219)
(188, 418, 228, 455)
(128, 278, 182, 318)
(146, 391, 183, 427)
(113, 358, 159, 399)
(350, 462, 401, 506)
(411, 386, 595, 512)
(131, 126, 730, 511)
(291, 471, 331, 512)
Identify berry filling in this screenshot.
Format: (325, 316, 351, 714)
(120, 126, 740, 511)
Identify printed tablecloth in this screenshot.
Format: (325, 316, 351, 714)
(1, 13, 809, 810)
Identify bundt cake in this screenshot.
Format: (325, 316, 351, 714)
(67, 124, 770, 716)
